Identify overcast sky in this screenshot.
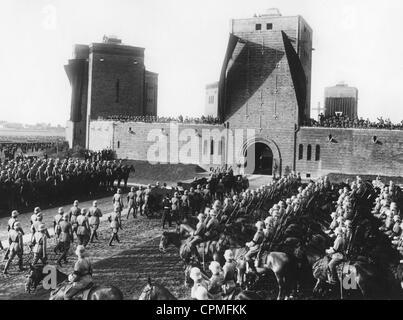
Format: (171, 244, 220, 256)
(1, 0, 403, 125)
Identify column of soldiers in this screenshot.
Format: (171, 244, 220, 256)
(0, 157, 133, 211)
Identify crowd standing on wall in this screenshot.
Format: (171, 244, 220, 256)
(98, 115, 222, 125)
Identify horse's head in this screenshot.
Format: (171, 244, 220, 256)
(25, 264, 44, 293)
(244, 271, 259, 291)
(138, 277, 156, 300)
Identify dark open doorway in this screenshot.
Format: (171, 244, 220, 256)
(245, 142, 273, 175)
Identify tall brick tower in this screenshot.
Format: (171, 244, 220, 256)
(65, 36, 158, 149)
(218, 9, 313, 175)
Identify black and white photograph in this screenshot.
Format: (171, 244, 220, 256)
(0, 0, 403, 309)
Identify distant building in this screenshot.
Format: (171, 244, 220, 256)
(65, 35, 158, 148)
(204, 82, 218, 117)
(324, 82, 358, 118)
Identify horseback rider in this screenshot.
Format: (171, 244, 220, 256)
(56, 213, 73, 267)
(3, 222, 24, 274)
(204, 209, 220, 240)
(63, 245, 94, 300)
(245, 221, 265, 271)
(208, 261, 224, 297)
(326, 226, 346, 284)
(126, 187, 136, 219)
(88, 201, 102, 243)
(187, 213, 207, 250)
(222, 249, 238, 294)
(190, 267, 209, 300)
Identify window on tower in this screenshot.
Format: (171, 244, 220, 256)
(255, 24, 261, 31)
(266, 23, 273, 30)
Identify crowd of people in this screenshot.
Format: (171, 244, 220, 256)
(304, 114, 403, 130)
(0, 141, 67, 161)
(2, 159, 403, 299)
(0, 157, 133, 212)
(84, 149, 114, 162)
(98, 114, 222, 125)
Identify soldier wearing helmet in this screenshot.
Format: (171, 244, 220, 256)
(56, 213, 73, 266)
(126, 187, 137, 219)
(244, 221, 265, 271)
(222, 249, 237, 295)
(187, 213, 207, 251)
(325, 227, 346, 284)
(88, 201, 102, 243)
(64, 245, 93, 300)
(76, 208, 90, 246)
(3, 222, 24, 274)
(190, 267, 209, 300)
(108, 206, 121, 246)
(171, 192, 181, 224)
(31, 223, 48, 265)
(208, 261, 224, 296)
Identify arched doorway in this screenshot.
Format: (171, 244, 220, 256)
(244, 142, 273, 175)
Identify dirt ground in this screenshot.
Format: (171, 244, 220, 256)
(0, 194, 189, 300)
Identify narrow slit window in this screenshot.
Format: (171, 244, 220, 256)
(307, 144, 312, 161)
(298, 144, 303, 160)
(315, 145, 320, 161)
(210, 140, 214, 155)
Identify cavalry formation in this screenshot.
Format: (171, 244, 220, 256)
(2, 157, 403, 300)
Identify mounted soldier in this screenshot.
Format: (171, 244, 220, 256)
(63, 245, 94, 300)
(325, 227, 346, 284)
(245, 221, 265, 272)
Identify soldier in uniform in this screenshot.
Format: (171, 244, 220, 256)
(326, 227, 346, 284)
(88, 201, 102, 243)
(53, 207, 64, 236)
(126, 187, 136, 219)
(108, 207, 121, 246)
(207, 261, 224, 297)
(161, 195, 172, 229)
(56, 213, 73, 267)
(204, 209, 220, 240)
(190, 267, 209, 300)
(3, 222, 24, 274)
(64, 245, 94, 300)
(31, 211, 50, 241)
(187, 213, 207, 254)
(76, 208, 90, 247)
(31, 207, 41, 225)
(222, 249, 237, 295)
(245, 221, 265, 271)
(31, 223, 48, 265)
(171, 192, 181, 225)
(135, 187, 144, 216)
(4, 210, 24, 260)
(181, 190, 190, 219)
(69, 200, 81, 240)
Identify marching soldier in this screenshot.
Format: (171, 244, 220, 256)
(76, 208, 90, 247)
(56, 213, 73, 267)
(30, 223, 48, 265)
(113, 189, 124, 229)
(126, 187, 136, 219)
(88, 201, 102, 243)
(108, 207, 121, 246)
(54, 207, 64, 236)
(4, 210, 24, 261)
(31, 207, 41, 225)
(3, 222, 24, 274)
(135, 187, 144, 216)
(69, 200, 81, 240)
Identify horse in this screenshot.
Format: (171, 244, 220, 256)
(138, 277, 177, 300)
(25, 264, 124, 300)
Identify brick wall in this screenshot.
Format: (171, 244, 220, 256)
(88, 44, 145, 119)
(296, 127, 403, 178)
